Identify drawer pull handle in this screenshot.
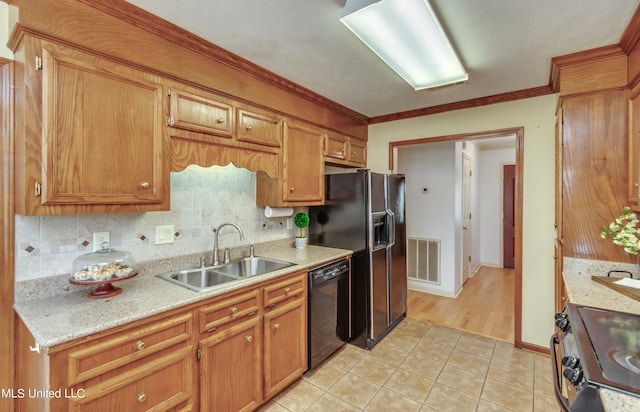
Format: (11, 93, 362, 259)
(274, 323, 280, 330)
(284, 287, 290, 294)
(140, 181, 150, 189)
(246, 335, 253, 342)
(136, 341, 145, 351)
(266, 303, 276, 308)
(206, 327, 218, 333)
(216, 117, 225, 124)
(230, 306, 238, 314)
(247, 311, 256, 317)
(136, 392, 147, 403)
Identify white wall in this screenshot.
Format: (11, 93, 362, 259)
(478, 148, 516, 266)
(0, 3, 15, 59)
(367, 94, 557, 348)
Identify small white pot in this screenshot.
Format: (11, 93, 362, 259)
(294, 237, 308, 249)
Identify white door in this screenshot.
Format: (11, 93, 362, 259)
(462, 154, 472, 283)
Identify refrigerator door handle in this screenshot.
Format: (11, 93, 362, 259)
(387, 209, 396, 248)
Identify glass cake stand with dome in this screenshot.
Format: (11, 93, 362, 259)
(69, 247, 138, 299)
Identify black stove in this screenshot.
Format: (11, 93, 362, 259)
(551, 304, 640, 412)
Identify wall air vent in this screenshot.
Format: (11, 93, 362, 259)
(407, 237, 440, 284)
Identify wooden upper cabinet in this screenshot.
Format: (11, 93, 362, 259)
(348, 138, 367, 166)
(237, 106, 282, 148)
(35, 43, 167, 208)
(323, 132, 367, 167)
(168, 86, 234, 138)
(324, 132, 347, 160)
(256, 121, 324, 206)
(12, 35, 171, 214)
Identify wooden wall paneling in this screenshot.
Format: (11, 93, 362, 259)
(561, 89, 634, 262)
(1, 58, 16, 412)
(11, 0, 368, 139)
(558, 54, 628, 96)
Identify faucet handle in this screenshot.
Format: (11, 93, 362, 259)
(200, 256, 207, 268)
(224, 248, 231, 263)
(249, 242, 255, 258)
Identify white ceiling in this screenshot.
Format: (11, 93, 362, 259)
(126, 0, 639, 118)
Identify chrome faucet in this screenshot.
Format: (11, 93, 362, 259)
(212, 222, 245, 266)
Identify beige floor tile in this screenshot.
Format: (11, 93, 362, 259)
(274, 379, 325, 412)
(384, 368, 434, 403)
(492, 341, 535, 370)
(534, 393, 559, 412)
(481, 377, 533, 412)
(476, 399, 514, 412)
(350, 356, 397, 385)
(368, 343, 409, 367)
(534, 367, 555, 399)
(447, 349, 491, 377)
(381, 329, 422, 352)
(304, 363, 347, 390)
(411, 339, 454, 364)
(487, 359, 534, 391)
(436, 363, 486, 397)
(396, 317, 433, 338)
(399, 352, 446, 381)
(328, 372, 381, 409)
(364, 388, 422, 412)
(423, 325, 462, 348)
(327, 344, 368, 371)
(534, 353, 551, 375)
(424, 382, 479, 412)
(306, 393, 362, 412)
(456, 333, 496, 359)
(257, 400, 289, 412)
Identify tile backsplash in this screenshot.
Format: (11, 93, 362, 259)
(15, 165, 298, 281)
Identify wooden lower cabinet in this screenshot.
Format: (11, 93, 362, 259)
(16, 271, 310, 412)
(199, 317, 262, 412)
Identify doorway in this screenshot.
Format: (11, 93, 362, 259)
(503, 164, 516, 268)
(390, 127, 523, 346)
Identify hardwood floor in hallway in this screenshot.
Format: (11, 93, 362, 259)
(407, 266, 515, 342)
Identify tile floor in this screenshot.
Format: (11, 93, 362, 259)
(259, 317, 558, 412)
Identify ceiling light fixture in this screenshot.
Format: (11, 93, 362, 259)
(338, 0, 468, 91)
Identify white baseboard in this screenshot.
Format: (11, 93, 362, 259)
(408, 279, 459, 298)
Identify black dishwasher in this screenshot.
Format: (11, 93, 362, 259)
(307, 258, 350, 370)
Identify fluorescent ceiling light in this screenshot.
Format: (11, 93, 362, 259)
(338, 0, 468, 90)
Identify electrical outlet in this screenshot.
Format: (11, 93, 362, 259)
(155, 225, 175, 245)
(286, 218, 293, 230)
(93, 231, 110, 252)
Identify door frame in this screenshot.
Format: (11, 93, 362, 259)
(461, 153, 472, 284)
(389, 127, 524, 347)
(503, 164, 516, 268)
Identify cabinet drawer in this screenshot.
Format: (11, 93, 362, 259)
(324, 134, 347, 160)
(199, 289, 260, 334)
(69, 348, 192, 412)
(349, 139, 366, 165)
(67, 312, 192, 386)
(237, 108, 282, 147)
(263, 273, 306, 310)
(169, 87, 234, 137)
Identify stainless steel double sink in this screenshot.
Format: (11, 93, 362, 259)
(156, 256, 295, 292)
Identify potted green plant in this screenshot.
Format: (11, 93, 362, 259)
(294, 212, 310, 249)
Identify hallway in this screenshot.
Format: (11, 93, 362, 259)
(407, 266, 515, 342)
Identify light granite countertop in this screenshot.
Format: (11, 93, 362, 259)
(14, 239, 351, 350)
(562, 257, 640, 411)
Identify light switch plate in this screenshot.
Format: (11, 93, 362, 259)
(286, 218, 293, 230)
(93, 231, 110, 252)
(155, 225, 175, 245)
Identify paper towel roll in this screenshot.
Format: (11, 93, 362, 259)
(264, 206, 294, 218)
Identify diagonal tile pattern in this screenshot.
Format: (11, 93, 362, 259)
(260, 318, 556, 412)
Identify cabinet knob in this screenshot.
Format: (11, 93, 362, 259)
(289, 187, 295, 192)
(136, 392, 147, 403)
(135, 340, 145, 351)
(274, 323, 280, 330)
(140, 181, 150, 189)
(636, 182, 639, 188)
(284, 287, 290, 294)
(245, 126, 252, 131)
(245, 335, 253, 342)
(230, 306, 238, 314)
(216, 117, 225, 124)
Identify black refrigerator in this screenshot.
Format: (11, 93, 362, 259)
(308, 170, 407, 349)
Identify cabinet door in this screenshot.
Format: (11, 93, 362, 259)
(263, 298, 306, 400)
(168, 86, 234, 138)
(348, 138, 367, 166)
(629, 93, 640, 205)
(324, 133, 347, 160)
(40, 46, 165, 205)
(237, 107, 282, 148)
(200, 318, 262, 412)
(282, 122, 324, 202)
